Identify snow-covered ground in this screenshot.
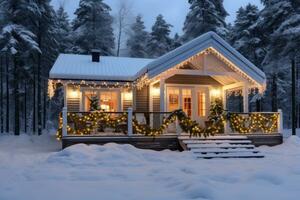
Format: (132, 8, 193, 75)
(0, 132, 300, 200)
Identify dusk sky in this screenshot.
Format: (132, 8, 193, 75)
(51, 0, 263, 35)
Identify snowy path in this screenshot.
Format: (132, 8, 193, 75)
(0, 133, 300, 200)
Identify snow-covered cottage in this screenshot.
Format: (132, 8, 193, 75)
(49, 32, 283, 151)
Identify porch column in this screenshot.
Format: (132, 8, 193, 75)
(63, 83, 67, 107)
(62, 107, 67, 137)
(160, 78, 165, 112)
(243, 85, 249, 113)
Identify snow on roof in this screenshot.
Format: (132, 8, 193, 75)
(50, 32, 266, 87)
(49, 54, 154, 81)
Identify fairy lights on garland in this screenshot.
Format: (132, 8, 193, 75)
(56, 112, 128, 140)
(229, 113, 278, 134)
(56, 103, 279, 140)
(131, 110, 211, 137)
(56, 109, 225, 140)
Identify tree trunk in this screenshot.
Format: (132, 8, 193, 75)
(37, 21, 42, 135)
(13, 57, 20, 135)
(116, 20, 122, 57)
(24, 81, 27, 133)
(33, 66, 36, 133)
(0, 56, 3, 133)
(271, 73, 278, 112)
(5, 53, 9, 133)
(43, 80, 47, 129)
(37, 53, 42, 135)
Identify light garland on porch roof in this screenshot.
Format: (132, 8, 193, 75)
(138, 47, 265, 93)
(48, 79, 133, 98)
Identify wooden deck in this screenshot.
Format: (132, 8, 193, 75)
(62, 134, 282, 150)
(62, 135, 182, 150)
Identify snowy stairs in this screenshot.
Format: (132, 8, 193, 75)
(179, 136, 264, 159)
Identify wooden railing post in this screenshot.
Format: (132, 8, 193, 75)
(278, 109, 283, 134)
(127, 108, 133, 136)
(62, 107, 67, 137)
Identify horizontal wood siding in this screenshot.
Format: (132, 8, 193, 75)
(67, 98, 80, 112)
(135, 86, 149, 112)
(123, 100, 132, 111)
(165, 75, 222, 86)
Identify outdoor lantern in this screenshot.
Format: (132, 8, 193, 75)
(151, 87, 160, 96)
(211, 88, 221, 98)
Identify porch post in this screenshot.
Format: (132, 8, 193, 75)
(160, 78, 165, 112)
(243, 85, 249, 113)
(127, 107, 133, 136)
(278, 109, 283, 134)
(62, 107, 67, 137)
(63, 83, 67, 107)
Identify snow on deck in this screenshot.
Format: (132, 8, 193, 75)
(0, 132, 300, 200)
(49, 54, 154, 81)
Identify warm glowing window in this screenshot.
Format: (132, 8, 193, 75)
(182, 89, 192, 117)
(198, 92, 206, 117)
(85, 91, 97, 111)
(84, 91, 118, 112)
(167, 88, 179, 112)
(100, 92, 118, 112)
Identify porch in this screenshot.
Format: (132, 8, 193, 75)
(59, 108, 283, 149)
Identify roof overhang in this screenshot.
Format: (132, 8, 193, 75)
(143, 32, 266, 92)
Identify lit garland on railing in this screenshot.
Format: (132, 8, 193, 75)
(56, 109, 225, 139)
(229, 113, 279, 134)
(127, 109, 223, 137)
(56, 110, 279, 140)
(56, 112, 128, 140)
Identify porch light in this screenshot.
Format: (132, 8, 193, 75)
(69, 88, 80, 98)
(123, 91, 133, 101)
(151, 87, 160, 96)
(211, 88, 221, 98)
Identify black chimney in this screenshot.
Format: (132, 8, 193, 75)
(91, 49, 100, 62)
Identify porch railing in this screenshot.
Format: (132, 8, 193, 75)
(226, 109, 283, 134)
(61, 107, 283, 137)
(61, 108, 177, 137)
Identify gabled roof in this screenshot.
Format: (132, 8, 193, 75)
(49, 54, 154, 81)
(145, 32, 266, 86)
(49, 32, 266, 87)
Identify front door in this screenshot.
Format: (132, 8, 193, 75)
(195, 87, 209, 126)
(167, 86, 209, 126)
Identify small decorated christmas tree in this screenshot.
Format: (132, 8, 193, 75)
(207, 98, 225, 133)
(88, 95, 100, 111)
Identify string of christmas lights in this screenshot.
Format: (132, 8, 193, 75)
(229, 113, 278, 134)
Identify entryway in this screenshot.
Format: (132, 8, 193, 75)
(166, 85, 209, 127)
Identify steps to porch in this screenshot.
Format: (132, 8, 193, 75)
(178, 136, 264, 159)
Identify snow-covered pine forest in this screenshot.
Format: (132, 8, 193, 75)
(0, 0, 300, 135)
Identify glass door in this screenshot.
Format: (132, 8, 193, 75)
(167, 88, 180, 112)
(182, 89, 192, 117)
(195, 88, 209, 126)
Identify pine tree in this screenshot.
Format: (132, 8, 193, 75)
(72, 0, 115, 55)
(230, 4, 264, 66)
(127, 15, 148, 58)
(183, 0, 228, 41)
(146, 14, 173, 58)
(0, 0, 40, 135)
(170, 33, 182, 50)
(56, 6, 72, 53)
(29, 0, 58, 135)
(254, 0, 300, 124)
